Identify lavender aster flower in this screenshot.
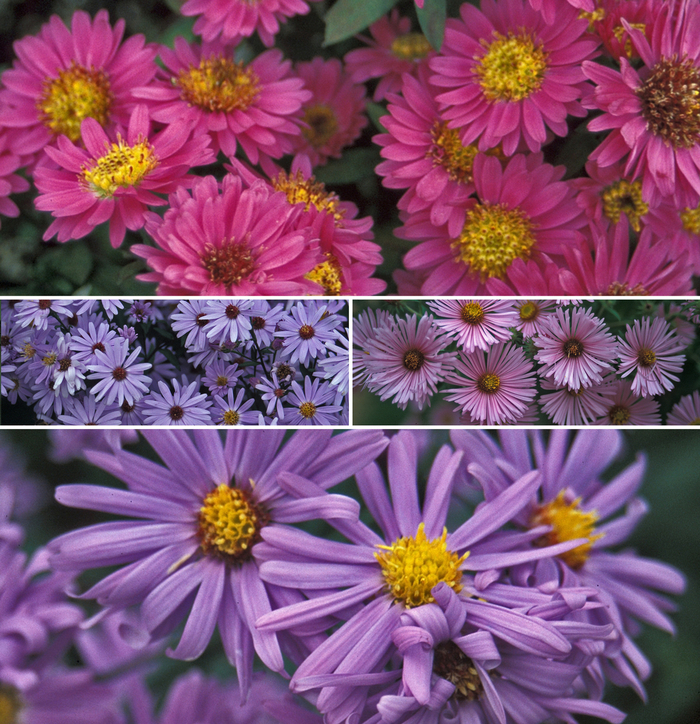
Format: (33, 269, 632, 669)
(212, 388, 258, 426)
(426, 300, 517, 352)
(71, 322, 119, 364)
(203, 359, 243, 395)
(171, 300, 212, 351)
(88, 340, 152, 407)
(284, 377, 343, 425)
(314, 332, 350, 396)
(256, 373, 289, 421)
(14, 299, 73, 331)
(276, 303, 341, 366)
(142, 378, 213, 425)
(48, 430, 389, 696)
(203, 299, 255, 345)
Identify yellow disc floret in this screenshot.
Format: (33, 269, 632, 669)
(38, 62, 113, 141)
(518, 300, 540, 322)
(531, 490, 604, 569)
(375, 522, 467, 608)
(306, 255, 344, 295)
(178, 55, 260, 113)
(222, 410, 241, 425)
(198, 484, 267, 561)
(476, 32, 548, 102)
(0, 683, 23, 724)
(452, 202, 536, 280)
(81, 135, 158, 199)
(391, 33, 433, 61)
(429, 122, 479, 184)
(272, 171, 344, 222)
(460, 301, 485, 325)
(680, 203, 700, 234)
(299, 401, 317, 419)
(476, 372, 501, 394)
(302, 104, 339, 149)
(601, 179, 648, 232)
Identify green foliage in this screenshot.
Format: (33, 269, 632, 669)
(323, 0, 399, 45)
(416, 0, 446, 51)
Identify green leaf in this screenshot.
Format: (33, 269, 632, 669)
(417, 0, 447, 51)
(314, 148, 381, 185)
(367, 101, 389, 133)
(324, 0, 399, 46)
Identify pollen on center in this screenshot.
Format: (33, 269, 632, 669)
(178, 55, 261, 113)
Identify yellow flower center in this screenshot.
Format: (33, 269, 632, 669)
(604, 282, 649, 296)
(476, 372, 501, 394)
(21, 342, 36, 360)
(531, 491, 603, 569)
(306, 256, 344, 295)
(216, 375, 229, 387)
(0, 683, 23, 724)
(612, 22, 647, 59)
(476, 32, 548, 102)
(637, 347, 656, 368)
(460, 301, 485, 325)
(375, 523, 467, 608)
(391, 32, 432, 61)
(680, 203, 700, 234)
(81, 136, 158, 199)
(428, 122, 479, 184)
(452, 203, 536, 280)
(42, 352, 57, 367)
(637, 55, 700, 148)
(518, 300, 539, 322)
(579, 8, 606, 30)
(601, 179, 648, 232)
(222, 410, 240, 425)
(403, 348, 425, 371)
(299, 401, 317, 419)
(608, 404, 631, 425)
(178, 55, 260, 113)
(37, 62, 113, 141)
(201, 238, 257, 288)
(272, 171, 344, 222)
(198, 484, 267, 561)
(302, 104, 339, 149)
(433, 641, 484, 701)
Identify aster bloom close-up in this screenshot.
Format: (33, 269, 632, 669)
(283, 377, 344, 426)
(276, 302, 342, 366)
(33, 104, 215, 247)
(87, 339, 152, 407)
(534, 306, 618, 390)
(443, 342, 537, 425)
(142, 377, 213, 425)
(48, 430, 389, 696)
(430, 0, 598, 156)
(617, 316, 686, 397)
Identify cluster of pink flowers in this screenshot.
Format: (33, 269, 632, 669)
(354, 299, 700, 425)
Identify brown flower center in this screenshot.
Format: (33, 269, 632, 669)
(112, 366, 127, 381)
(563, 339, 584, 358)
(299, 324, 315, 340)
(476, 372, 501, 394)
(433, 641, 484, 701)
(201, 239, 256, 288)
(608, 404, 631, 425)
(169, 405, 185, 421)
(403, 348, 425, 371)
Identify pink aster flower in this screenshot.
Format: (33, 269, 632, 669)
(534, 306, 618, 390)
(290, 57, 367, 167)
(33, 104, 214, 247)
(375, 65, 479, 237)
(426, 299, 517, 352)
(592, 0, 658, 63)
(528, 0, 595, 25)
(180, 0, 321, 47)
(344, 10, 435, 102)
(617, 316, 686, 397)
(512, 299, 557, 337)
(539, 377, 617, 425)
(430, 0, 598, 156)
(133, 174, 322, 296)
(361, 314, 456, 410)
(594, 378, 661, 425)
(0, 10, 157, 168)
(666, 390, 700, 424)
(584, 1, 700, 208)
(0, 131, 30, 227)
(443, 342, 537, 425)
(399, 153, 584, 295)
(133, 38, 310, 166)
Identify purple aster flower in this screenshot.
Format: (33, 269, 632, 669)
(594, 379, 661, 426)
(538, 377, 617, 426)
(314, 332, 349, 396)
(617, 316, 686, 397)
(443, 343, 537, 425)
(52, 334, 86, 397)
(248, 301, 287, 348)
(100, 299, 126, 320)
(48, 429, 388, 696)
(361, 314, 456, 410)
(353, 307, 397, 387)
(513, 299, 557, 338)
(13, 299, 73, 331)
(666, 390, 700, 425)
(276, 302, 341, 367)
(284, 377, 343, 425)
(58, 395, 123, 426)
(212, 388, 258, 426)
(203, 299, 255, 345)
(117, 325, 138, 344)
(127, 301, 159, 325)
(71, 322, 119, 364)
(88, 340, 152, 407)
(534, 307, 618, 390)
(203, 359, 243, 396)
(170, 300, 211, 351)
(256, 373, 289, 421)
(142, 378, 213, 426)
(426, 300, 517, 352)
(48, 430, 138, 463)
(256, 431, 591, 721)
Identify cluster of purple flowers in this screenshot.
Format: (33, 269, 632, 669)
(0, 428, 686, 724)
(1, 298, 348, 426)
(354, 299, 700, 425)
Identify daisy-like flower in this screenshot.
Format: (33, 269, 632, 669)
(87, 339, 152, 407)
(203, 360, 243, 396)
(256, 372, 289, 421)
(248, 302, 286, 348)
(142, 378, 213, 426)
(284, 377, 343, 426)
(0, 131, 30, 227)
(617, 316, 686, 397)
(48, 429, 388, 695)
(594, 378, 661, 425)
(344, 10, 434, 102)
(134, 38, 310, 165)
(430, 0, 598, 156)
(14, 299, 73, 331)
(52, 334, 86, 397)
(584, 1, 700, 208)
(314, 332, 350, 396)
(443, 343, 537, 425)
(70, 322, 119, 364)
(361, 314, 455, 410)
(180, 0, 321, 46)
(203, 299, 254, 345)
(539, 377, 617, 426)
(133, 174, 323, 296)
(34, 105, 215, 248)
(0, 10, 157, 164)
(58, 395, 123, 426)
(170, 300, 211, 351)
(291, 57, 367, 167)
(426, 299, 517, 352)
(399, 153, 583, 295)
(534, 307, 618, 390)
(353, 307, 397, 387)
(666, 390, 700, 425)
(212, 388, 257, 426)
(513, 299, 557, 337)
(276, 302, 342, 367)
